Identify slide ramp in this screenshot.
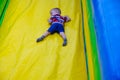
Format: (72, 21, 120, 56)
(0, 0, 87, 80)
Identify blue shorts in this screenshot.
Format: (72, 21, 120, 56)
(48, 23, 64, 34)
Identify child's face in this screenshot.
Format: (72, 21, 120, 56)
(50, 10, 60, 16)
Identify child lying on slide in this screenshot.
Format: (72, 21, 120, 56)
(36, 8, 71, 46)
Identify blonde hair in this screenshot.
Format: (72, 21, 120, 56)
(50, 8, 61, 14)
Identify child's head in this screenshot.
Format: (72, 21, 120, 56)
(50, 8, 61, 16)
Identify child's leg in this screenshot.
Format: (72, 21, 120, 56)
(43, 31, 50, 37)
(60, 32, 67, 46)
(36, 31, 50, 42)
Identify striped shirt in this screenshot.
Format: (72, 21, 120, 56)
(49, 14, 67, 25)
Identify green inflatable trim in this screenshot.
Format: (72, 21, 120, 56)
(86, 0, 101, 80)
(0, 0, 10, 26)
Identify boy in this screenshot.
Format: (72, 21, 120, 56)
(36, 8, 71, 46)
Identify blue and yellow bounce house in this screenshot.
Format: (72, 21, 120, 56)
(0, 0, 120, 80)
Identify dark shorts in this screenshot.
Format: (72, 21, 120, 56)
(48, 23, 64, 34)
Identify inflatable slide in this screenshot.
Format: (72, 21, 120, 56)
(0, 0, 87, 80)
(0, 0, 120, 80)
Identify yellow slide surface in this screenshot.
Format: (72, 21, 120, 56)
(0, 0, 87, 80)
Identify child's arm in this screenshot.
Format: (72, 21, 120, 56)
(63, 16, 71, 22)
(48, 16, 53, 24)
(48, 18, 52, 23)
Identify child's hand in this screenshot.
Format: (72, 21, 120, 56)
(48, 19, 52, 23)
(64, 16, 71, 22)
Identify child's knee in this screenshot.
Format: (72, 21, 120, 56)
(46, 31, 51, 34)
(60, 32, 65, 35)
